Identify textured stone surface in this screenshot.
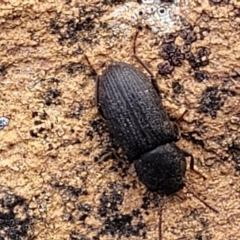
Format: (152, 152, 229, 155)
(0, 0, 240, 239)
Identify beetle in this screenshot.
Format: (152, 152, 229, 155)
(87, 31, 218, 239)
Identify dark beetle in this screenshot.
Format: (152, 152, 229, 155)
(96, 61, 187, 196)
(94, 57, 218, 239)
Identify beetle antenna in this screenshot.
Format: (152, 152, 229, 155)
(158, 194, 164, 240)
(185, 184, 220, 213)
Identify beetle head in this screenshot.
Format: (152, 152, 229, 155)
(134, 143, 187, 196)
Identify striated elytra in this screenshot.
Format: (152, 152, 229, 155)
(96, 61, 187, 196)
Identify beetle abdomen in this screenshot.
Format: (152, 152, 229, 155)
(97, 62, 178, 160)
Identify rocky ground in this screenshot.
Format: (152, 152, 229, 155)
(0, 0, 240, 239)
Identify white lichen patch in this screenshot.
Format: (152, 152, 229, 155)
(0, 117, 9, 130)
(104, 0, 189, 38)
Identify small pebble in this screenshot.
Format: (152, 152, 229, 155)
(0, 117, 9, 130)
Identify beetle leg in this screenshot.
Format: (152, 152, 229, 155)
(97, 149, 125, 163)
(95, 76, 100, 108)
(176, 109, 188, 123)
(83, 54, 106, 119)
(183, 151, 207, 180)
(95, 76, 106, 119)
(97, 151, 113, 162)
(172, 122, 181, 141)
(158, 194, 165, 240)
(84, 54, 106, 119)
(133, 29, 140, 56)
(112, 151, 127, 163)
(134, 54, 154, 79)
(132, 30, 161, 95)
(84, 54, 98, 77)
(185, 185, 220, 213)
